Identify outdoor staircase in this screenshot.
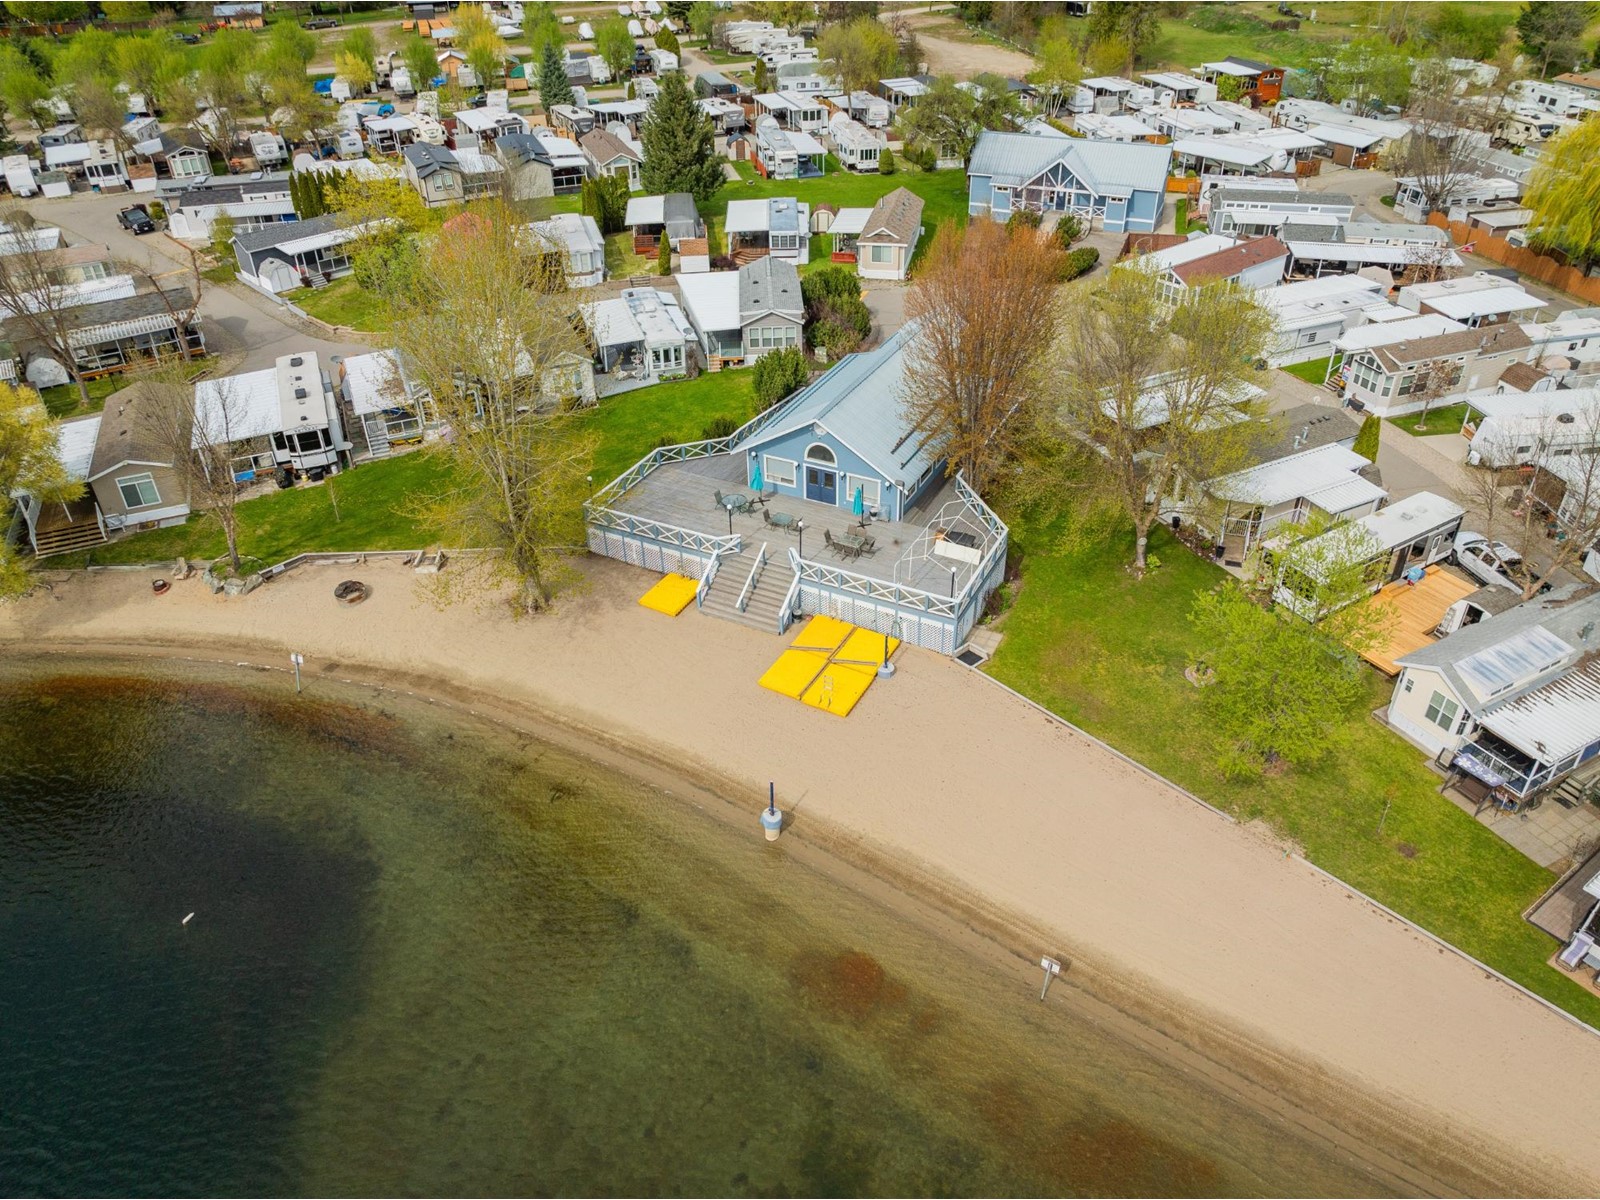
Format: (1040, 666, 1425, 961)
(366, 423, 392, 460)
(33, 522, 108, 558)
(697, 552, 796, 633)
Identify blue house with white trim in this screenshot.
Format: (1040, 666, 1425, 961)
(966, 130, 1172, 232)
(585, 326, 1008, 654)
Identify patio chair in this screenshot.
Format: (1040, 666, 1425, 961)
(713, 488, 727, 510)
(860, 535, 877, 555)
(824, 529, 842, 558)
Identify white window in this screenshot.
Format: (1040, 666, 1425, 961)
(116, 472, 160, 509)
(771, 233, 799, 251)
(869, 244, 894, 264)
(845, 475, 881, 509)
(805, 442, 835, 465)
(1425, 690, 1459, 731)
(763, 454, 797, 487)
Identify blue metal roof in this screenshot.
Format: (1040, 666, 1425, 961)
(967, 130, 1172, 196)
(740, 325, 940, 487)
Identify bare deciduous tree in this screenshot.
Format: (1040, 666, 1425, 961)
(901, 220, 1066, 495)
(1383, 59, 1495, 216)
(0, 207, 100, 408)
(138, 360, 248, 574)
(391, 201, 596, 613)
(1059, 262, 1274, 574)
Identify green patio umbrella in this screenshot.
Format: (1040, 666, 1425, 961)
(852, 485, 864, 520)
(751, 459, 764, 491)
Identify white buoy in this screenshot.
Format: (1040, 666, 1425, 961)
(761, 782, 782, 841)
(182, 912, 195, 925)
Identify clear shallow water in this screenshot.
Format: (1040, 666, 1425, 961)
(0, 660, 1401, 1197)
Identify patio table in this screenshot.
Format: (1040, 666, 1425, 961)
(766, 511, 796, 531)
(722, 493, 751, 513)
(837, 531, 868, 558)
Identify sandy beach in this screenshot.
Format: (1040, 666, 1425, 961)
(7, 557, 1600, 1193)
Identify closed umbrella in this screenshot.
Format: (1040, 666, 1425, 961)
(852, 485, 864, 524)
(750, 459, 764, 492)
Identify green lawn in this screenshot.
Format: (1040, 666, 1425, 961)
(65, 371, 764, 564)
(585, 370, 758, 484)
(717, 163, 968, 229)
(1174, 197, 1206, 236)
(1388, 402, 1471, 437)
(984, 522, 1600, 1028)
(1280, 357, 1333, 386)
(603, 230, 656, 279)
(70, 449, 456, 568)
(293, 277, 394, 333)
(39, 375, 124, 419)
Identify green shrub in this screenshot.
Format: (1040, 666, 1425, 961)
(801, 265, 860, 306)
(1006, 208, 1043, 232)
(1053, 213, 1083, 248)
(878, 144, 896, 174)
(702, 414, 740, 439)
(1061, 246, 1099, 281)
(1353, 413, 1380, 462)
(752, 346, 810, 409)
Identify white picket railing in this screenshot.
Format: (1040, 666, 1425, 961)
(737, 542, 769, 612)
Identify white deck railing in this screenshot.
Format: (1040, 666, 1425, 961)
(696, 544, 731, 608)
(737, 542, 769, 612)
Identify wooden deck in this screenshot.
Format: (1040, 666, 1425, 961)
(1357, 566, 1480, 676)
(605, 452, 989, 596)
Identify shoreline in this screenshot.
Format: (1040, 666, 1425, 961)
(5, 643, 1451, 1195)
(7, 560, 1600, 1193)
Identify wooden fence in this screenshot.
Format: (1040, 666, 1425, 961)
(1426, 212, 1600, 305)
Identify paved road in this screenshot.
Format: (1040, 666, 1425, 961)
(21, 190, 375, 372)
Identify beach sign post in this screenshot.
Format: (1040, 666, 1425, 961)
(290, 652, 304, 694)
(1039, 956, 1062, 1001)
(761, 781, 782, 841)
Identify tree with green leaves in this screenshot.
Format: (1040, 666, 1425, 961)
(1313, 39, 1414, 111)
(1084, 1, 1161, 74)
(687, 1, 717, 41)
(113, 33, 188, 114)
(393, 202, 597, 613)
(581, 173, 629, 234)
(403, 38, 440, 95)
(897, 75, 1020, 166)
(1030, 18, 1083, 118)
(1353, 414, 1380, 462)
(594, 17, 636, 82)
(1215, 74, 1245, 103)
(0, 381, 82, 597)
(1525, 117, 1600, 270)
(260, 19, 318, 85)
(1188, 581, 1369, 780)
(878, 144, 895, 175)
(334, 50, 376, 95)
(101, 0, 153, 20)
(638, 70, 723, 205)
(0, 46, 52, 133)
(752, 58, 771, 93)
(539, 40, 574, 112)
(818, 15, 899, 95)
(1059, 262, 1274, 573)
(753, 346, 809, 408)
(1517, 0, 1592, 77)
(657, 232, 672, 275)
(655, 26, 680, 57)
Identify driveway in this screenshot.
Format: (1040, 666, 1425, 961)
(21, 190, 374, 372)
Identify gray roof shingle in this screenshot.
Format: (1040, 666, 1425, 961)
(232, 214, 339, 253)
(738, 255, 802, 321)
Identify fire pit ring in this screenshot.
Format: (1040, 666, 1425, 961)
(333, 579, 370, 605)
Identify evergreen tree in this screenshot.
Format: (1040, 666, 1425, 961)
(1353, 413, 1380, 462)
(539, 40, 575, 113)
(657, 232, 673, 275)
(290, 171, 305, 216)
(878, 145, 896, 175)
(638, 71, 724, 205)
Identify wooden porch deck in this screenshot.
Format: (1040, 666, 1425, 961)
(1356, 566, 1480, 675)
(605, 452, 988, 596)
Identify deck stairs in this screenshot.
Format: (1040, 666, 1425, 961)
(697, 550, 795, 632)
(34, 521, 108, 558)
(366, 422, 392, 460)
(1551, 758, 1600, 808)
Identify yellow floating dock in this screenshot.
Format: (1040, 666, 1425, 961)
(638, 573, 699, 617)
(760, 617, 900, 717)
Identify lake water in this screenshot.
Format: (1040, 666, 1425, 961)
(0, 659, 1406, 1197)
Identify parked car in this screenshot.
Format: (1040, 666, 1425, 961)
(469, 92, 489, 108)
(1452, 531, 1525, 592)
(118, 205, 156, 235)
(172, 31, 200, 44)
(303, 17, 339, 29)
